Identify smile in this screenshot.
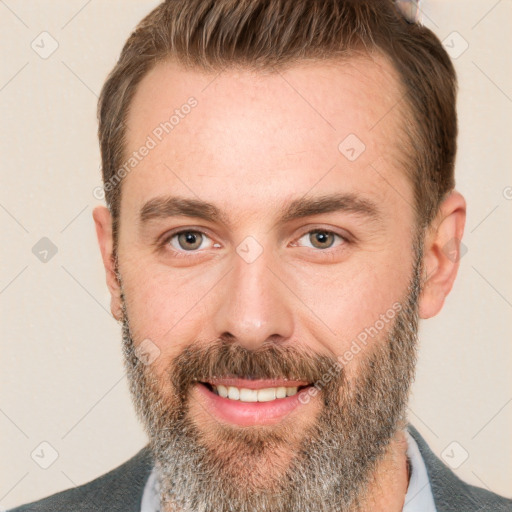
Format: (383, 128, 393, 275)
(207, 383, 304, 402)
(195, 378, 315, 426)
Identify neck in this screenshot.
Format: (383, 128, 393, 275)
(356, 428, 410, 512)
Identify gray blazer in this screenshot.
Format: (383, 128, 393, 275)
(8, 425, 512, 511)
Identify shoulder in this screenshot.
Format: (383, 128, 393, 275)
(8, 445, 154, 512)
(408, 424, 512, 512)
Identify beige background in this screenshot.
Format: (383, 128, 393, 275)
(1, 0, 511, 508)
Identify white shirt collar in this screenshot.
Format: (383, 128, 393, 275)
(140, 430, 437, 512)
(140, 463, 161, 512)
(403, 430, 437, 512)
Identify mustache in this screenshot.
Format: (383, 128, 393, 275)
(167, 338, 345, 394)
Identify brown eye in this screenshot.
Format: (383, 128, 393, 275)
(294, 229, 347, 251)
(309, 230, 336, 249)
(171, 231, 207, 251)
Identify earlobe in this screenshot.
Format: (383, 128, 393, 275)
(418, 191, 467, 319)
(92, 206, 123, 321)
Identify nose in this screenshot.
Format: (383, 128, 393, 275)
(212, 244, 294, 351)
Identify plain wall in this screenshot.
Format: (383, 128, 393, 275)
(1, 0, 511, 508)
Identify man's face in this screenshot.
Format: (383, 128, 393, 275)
(115, 55, 421, 510)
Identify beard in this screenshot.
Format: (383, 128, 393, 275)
(119, 239, 423, 512)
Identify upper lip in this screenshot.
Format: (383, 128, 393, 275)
(201, 378, 311, 390)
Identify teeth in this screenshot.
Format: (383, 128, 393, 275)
(257, 388, 276, 402)
(217, 385, 228, 398)
(276, 387, 287, 399)
(211, 384, 300, 402)
(239, 388, 258, 402)
(227, 386, 240, 400)
(286, 387, 298, 397)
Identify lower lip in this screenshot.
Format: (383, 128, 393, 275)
(194, 383, 313, 427)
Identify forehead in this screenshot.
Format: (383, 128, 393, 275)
(121, 54, 411, 221)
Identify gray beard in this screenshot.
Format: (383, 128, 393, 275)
(120, 243, 422, 512)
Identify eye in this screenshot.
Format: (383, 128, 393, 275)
(166, 230, 216, 252)
(294, 229, 347, 250)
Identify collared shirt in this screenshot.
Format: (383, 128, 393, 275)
(140, 431, 437, 512)
(403, 430, 437, 512)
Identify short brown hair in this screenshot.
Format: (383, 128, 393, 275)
(97, 0, 457, 237)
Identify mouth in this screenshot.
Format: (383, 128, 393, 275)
(202, 379, 310, 402)
(194, 378, 315, 426)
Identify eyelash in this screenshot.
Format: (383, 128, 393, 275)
(159, 227, 351, 259)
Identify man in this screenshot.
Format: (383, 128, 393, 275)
(10, 0, 512, 511)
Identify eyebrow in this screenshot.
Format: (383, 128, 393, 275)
(139, 193, 381, 227)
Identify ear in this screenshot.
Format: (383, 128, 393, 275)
(93, 206, 123, 321)
(419, 190, 467, 319)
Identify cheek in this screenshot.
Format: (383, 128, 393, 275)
(287, 249, 412, 357)
(120, 262, 217, 365)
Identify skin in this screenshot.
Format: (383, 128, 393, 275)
(94, 53, 466, 510)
